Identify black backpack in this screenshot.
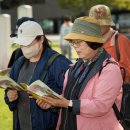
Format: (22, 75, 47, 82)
(99, 57, 130, 130)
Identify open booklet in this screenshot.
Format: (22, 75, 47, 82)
(0, 75, 62, 100)
(20, 80, 62, 100)
(0, 75, 24, 90)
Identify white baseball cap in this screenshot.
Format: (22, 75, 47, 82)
(14, 21, 43, 46)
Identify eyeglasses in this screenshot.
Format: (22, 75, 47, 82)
(70, 40, 83, 47)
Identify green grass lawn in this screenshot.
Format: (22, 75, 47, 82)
(0, 90, 13, 130)
(0, 43, 78, 130)
(50, 42, 78, 61)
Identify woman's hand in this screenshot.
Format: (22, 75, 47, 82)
(36, 99, 51, 110)
(43, 96, 70, 108)
(7, 89, 18, 102)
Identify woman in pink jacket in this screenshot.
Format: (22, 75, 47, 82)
(37, 16, 123, 130)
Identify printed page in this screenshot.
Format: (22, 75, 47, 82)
(20, 80, 62, 99)
(0, 75, 23, 90)
(20, 83, 45, 100)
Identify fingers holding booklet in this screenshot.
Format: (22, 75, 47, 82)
(0, 74, 69, 109)
(7, 89, 18, 102)
(0, 74, 62, 101)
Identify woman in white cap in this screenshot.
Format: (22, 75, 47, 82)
(8, 17, 36, 67)
(40, 16, 123, 130)
(4, 21, 71, 130)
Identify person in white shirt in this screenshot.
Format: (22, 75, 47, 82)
(60, 16, 73, 60)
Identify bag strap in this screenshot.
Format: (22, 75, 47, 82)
(40, 53, 60, 81)
(99, 58, 117, 76)
(115, 34, 120, 61)
(98, 58, 123, 121)
(114, 35, 126, 120)
(112, 103, 122, 120)
(115, 34, 126, 81)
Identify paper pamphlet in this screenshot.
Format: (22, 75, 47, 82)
(20, 80, 62, 100)
(0, 75, 23, 90)
(0, 74, 62, 100)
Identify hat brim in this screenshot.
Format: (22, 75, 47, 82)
(99, 19, 115, 26)
(13, 36, 35, 46)
(64, 33, 104, 43)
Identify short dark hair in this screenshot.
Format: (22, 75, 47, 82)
(63, 15, 72, 21)
(86, 42, 103, 50)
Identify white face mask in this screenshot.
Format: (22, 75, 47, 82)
(21, 42, 42, 59)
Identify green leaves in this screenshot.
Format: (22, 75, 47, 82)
(57, 0, 130, 11)
(57, 0, 84, 9)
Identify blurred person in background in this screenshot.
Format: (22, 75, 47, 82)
(8, 17, 36, 68)
(4, 21, 71, 130)
(59, 15, 73, 60)
(37, 16, 123, 130)
(89, 4, 130, 83)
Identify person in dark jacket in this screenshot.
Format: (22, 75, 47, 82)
(8, 17, 35, 67)
(4, 21, 72, 130)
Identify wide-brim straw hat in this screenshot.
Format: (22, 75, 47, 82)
(64, 16, 104, 43)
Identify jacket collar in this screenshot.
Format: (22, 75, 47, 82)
(78, 49, 111, 97)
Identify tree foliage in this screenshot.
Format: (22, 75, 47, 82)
(57, 0, 130, 12)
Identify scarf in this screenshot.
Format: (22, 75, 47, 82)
(74, 48, 103, 84)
